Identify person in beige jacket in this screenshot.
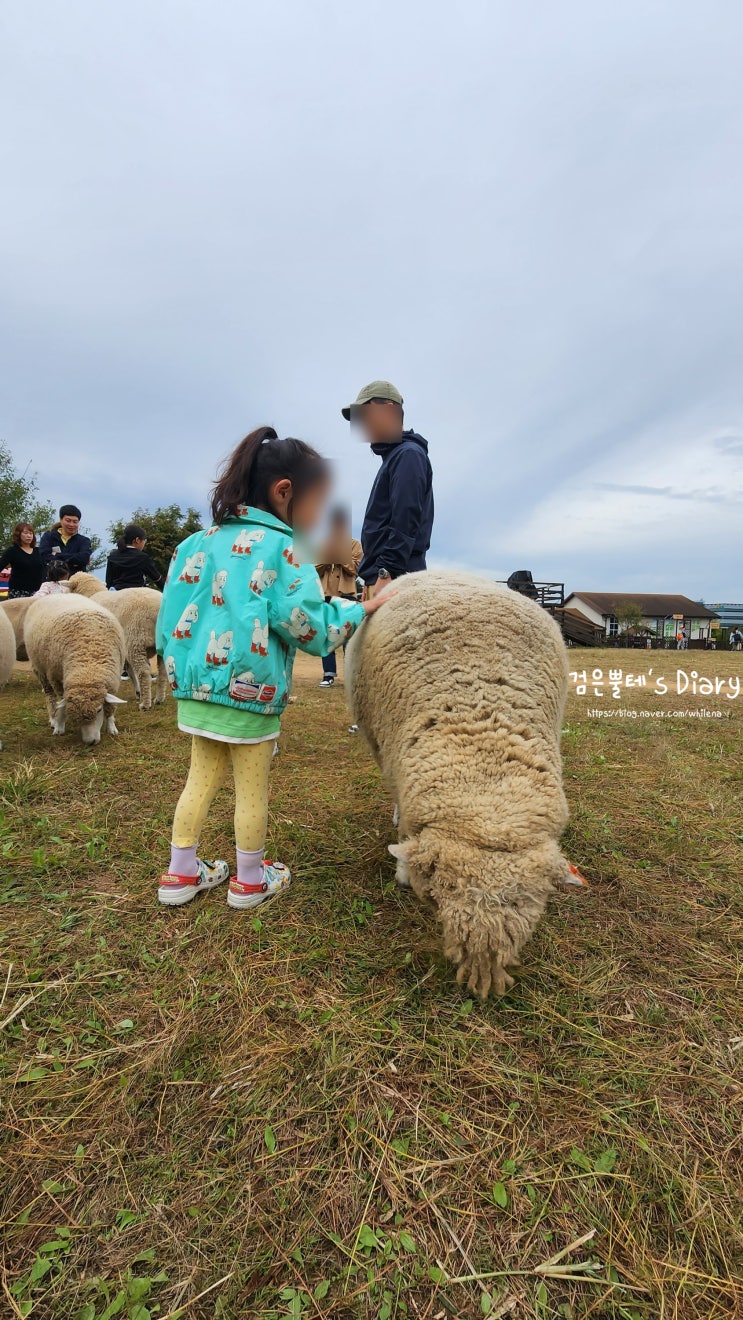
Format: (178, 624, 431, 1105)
(315, 507, 363, 686)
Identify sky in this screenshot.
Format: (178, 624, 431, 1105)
(1, 0, 742, 599)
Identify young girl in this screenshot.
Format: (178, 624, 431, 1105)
(155, 426, 392, 909)
(34, 560, 71, 595)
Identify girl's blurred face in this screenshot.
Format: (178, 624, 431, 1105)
(266, 476, 331, 532)
(20, 527, 34, 546)
(290, 479, 331, 533)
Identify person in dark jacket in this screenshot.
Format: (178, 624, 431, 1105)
(38, 505, 92, 574)
(0, 522, 44, 597)
(342, 380, 434, 596)
(106, 524, 164, 590)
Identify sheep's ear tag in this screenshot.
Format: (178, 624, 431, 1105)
(106, 693, 127, 705)
(388, 843, 409, 860)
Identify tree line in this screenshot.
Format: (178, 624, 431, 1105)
(0, 441, 203, 572)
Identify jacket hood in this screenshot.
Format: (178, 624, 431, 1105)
(371, 430, 428, 458)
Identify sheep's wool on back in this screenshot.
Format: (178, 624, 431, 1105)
(346, 571, 571, 997)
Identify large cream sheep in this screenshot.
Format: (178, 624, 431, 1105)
(68, 574, 166, 710)
(104, 588, 167, 710)
(346, 571, 571, 998)
(0, 607, 15, 749)
(0, 597, 33, 661)
(25, 595, 126, 744)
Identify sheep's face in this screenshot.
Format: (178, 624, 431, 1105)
(63, 689, 126, 743)
(390, 832, 566, 998)
(80, 707, 105, 745)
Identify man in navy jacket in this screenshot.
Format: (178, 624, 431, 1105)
(39, 504, 92, 575)
(342, 380, 434, 596)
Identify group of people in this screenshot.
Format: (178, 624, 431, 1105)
(155, 378, 434, 911)
(0, 509, 164, 602)
(3, 381, 435, 914)
(0, 505, 93, 599)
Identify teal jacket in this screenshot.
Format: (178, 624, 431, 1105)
(156, 508, 366, 716)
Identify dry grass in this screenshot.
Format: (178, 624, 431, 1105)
(0, 647, 741, 1319)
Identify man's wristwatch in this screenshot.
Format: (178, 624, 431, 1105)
(377, 567, 392, 581)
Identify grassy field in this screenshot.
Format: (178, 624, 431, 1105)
(0, 647, 741, 1320)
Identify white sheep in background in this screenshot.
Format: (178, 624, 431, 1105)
(25, 595, 126, 744)
(346, 571, 572, 999)
(68, 575, 168, 711)
(67, 572, 107, 599)
(0, 597, 33, 660)
(103, 588, 168, 710)
(0, 608, 15, 749)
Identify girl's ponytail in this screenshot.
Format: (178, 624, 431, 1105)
(210, 426, 328, 524)
(211, 427, 278, 524)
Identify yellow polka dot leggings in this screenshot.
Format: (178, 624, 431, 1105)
(171, 735, 274, 852)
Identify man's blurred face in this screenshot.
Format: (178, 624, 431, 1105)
(351, 400, 403, 445)
(60, 514, 80, 537)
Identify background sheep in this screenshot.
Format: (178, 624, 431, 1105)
(0, 607, 15, 749)
(0, 596, 33, 661)
(67, 571, 107, 598)
(25, 595, 126, 744)
(68, 574, 166, 710)
(103, 588, 167, 710)
(346, 571, 570, 998)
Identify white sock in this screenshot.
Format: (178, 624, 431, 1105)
(236, 847, 264, 887)
(170, 844, 198, 877)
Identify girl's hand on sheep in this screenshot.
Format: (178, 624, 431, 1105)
(363, 588, 397, 616)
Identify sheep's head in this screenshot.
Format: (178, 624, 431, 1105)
(389, 831, 567, 998)
(67, 572, 106, 598)
(61, 687, 126, 744)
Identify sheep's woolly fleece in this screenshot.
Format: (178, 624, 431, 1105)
(67, 571, 107, 599)
(69, 576, 167, 711)
(0, 596, 32, 660)
(0, 606, 15, 750)
(346, 570, 570, 998)
(104, 588, 167, 710)
(25, 594, 126, 744)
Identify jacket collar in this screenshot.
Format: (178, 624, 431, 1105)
(371, 429, 427, 458)
(222, 506, 292, 536)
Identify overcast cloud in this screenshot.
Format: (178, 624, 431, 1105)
(1, 0, 741, 599)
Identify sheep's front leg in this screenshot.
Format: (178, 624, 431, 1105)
(104, 702, 120, 737)
(130, 649, 151, 710)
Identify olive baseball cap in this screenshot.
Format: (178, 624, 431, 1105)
(342, 379, 403, 420)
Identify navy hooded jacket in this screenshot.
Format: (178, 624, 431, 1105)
(359, 430, 434, 583)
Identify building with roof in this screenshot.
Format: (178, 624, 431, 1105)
(703, 602, 743, 629)
(563, 592, 718, 644)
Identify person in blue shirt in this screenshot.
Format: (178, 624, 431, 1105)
(342, 380, 434, 597)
